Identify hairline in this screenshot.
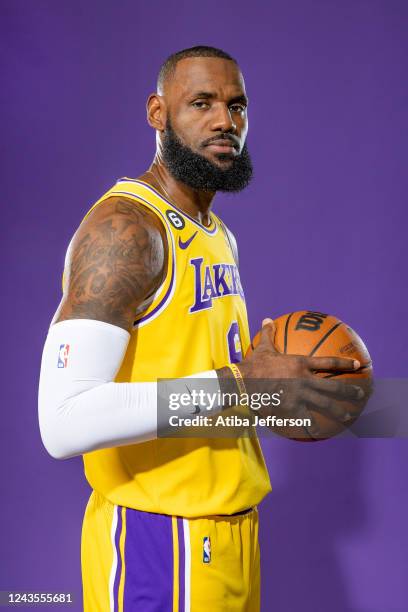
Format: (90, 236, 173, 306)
(157, 51, 240, 95)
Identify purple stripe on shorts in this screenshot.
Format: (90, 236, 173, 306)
(123, 508, 173, 611)
(177, 517, 185, 612)
(113, 506, 123, 612)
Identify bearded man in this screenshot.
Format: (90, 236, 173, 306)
(38, 46, 360, 611)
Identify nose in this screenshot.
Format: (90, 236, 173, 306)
(211, 103, 237, 133)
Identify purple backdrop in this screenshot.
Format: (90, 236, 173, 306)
(2, 1, 407, 610)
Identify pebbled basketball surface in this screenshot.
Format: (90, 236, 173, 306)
(249, 310, 373, 379)
(247, 311, 373, 441)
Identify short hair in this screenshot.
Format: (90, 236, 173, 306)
(157, 45, 238, 93)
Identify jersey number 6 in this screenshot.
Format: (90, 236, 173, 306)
(227, 321, 242, 364)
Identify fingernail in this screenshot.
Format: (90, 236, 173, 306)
(353, 360, 360, 370)
(343, 412, 352, 422)
(262, 318, 273, 326)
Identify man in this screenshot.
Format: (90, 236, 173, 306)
(38, 46, 361, 611)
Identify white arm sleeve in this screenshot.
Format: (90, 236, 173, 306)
(38, 319, 220, 460)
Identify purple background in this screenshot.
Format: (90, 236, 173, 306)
(2, 1, 408, 610)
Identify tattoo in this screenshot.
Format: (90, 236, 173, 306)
(56, 198, 166, 330)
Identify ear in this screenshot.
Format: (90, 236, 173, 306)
(146, 93, 166, 131)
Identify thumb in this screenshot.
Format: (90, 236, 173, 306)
(258, 318, 278, 352)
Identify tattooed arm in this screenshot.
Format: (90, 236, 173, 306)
(39, 194, 221, 459)
(53, 196, 167, 330)
(38, 196, 175, 458)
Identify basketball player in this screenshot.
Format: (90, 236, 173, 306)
(38, 46, 363, 611)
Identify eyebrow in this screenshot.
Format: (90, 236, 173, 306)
(190, 91, 249, 105)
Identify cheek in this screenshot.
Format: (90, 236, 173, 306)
(239, 115, 248, 138)
(244, 116, 249, 134)
(180, 128, 197, 147)
(171, 112, 205, 149)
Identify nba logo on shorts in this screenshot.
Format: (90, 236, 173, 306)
(57, 344, 70, 368)
(203, 536, 211, 563)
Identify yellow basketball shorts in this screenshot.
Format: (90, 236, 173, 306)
(81, 490, 260, 611)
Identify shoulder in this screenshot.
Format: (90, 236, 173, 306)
(70, 194, 168, 280)
(55, 194, 167, 329)
(81, 194, 166, 241)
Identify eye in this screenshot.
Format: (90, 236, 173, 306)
(191, 101, 210, 110)
(229, 104, 246, 113)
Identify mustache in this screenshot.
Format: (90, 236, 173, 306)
(201, 134, 240, 149)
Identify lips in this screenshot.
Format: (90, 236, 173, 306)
(205, 139, 238, 154)
(207, 138, 237, 147)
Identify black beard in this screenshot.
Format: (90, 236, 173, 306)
(162, 118, 253, 193)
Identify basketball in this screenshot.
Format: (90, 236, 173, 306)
(246, 311, 373, 440)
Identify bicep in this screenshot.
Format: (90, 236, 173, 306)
(54, 197, 166, 331)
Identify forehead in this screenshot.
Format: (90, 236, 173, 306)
(167, 57, 246, 99)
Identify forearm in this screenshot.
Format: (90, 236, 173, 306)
(38, 319, 221, 459)
(39, 379, 157, 460)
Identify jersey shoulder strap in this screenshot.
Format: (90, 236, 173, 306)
(215, 215, 239, 267)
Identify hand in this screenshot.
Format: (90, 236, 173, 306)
(218, 318, 366, 439)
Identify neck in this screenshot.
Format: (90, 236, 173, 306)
(142, 157, 215, 227)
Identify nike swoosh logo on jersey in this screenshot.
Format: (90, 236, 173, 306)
(178, 231, 198, 249)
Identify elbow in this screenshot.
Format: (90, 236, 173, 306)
(44, 447, 68, 461)
(39, 429, 74, 460)
(42, 440, 72, 460)
(38, 413, 78, 460)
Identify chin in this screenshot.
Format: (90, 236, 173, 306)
(212, 154, 235, 166)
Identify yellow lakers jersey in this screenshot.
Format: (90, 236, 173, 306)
(74, 178, 271, 517)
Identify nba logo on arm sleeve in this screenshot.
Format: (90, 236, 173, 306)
(57, 344, 70, 368)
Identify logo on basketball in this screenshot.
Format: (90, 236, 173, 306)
(295, 311, 328, 332)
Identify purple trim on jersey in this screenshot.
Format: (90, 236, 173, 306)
(134, 258, 174, 324)
(177, 517, 185, 612)
(113, 506, 123, 612)
(107, 189, 176, 326)
(116, 178, 218, 235)
(123, 508, 174, 611)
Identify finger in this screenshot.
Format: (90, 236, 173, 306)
(306, 356, 360, 372)
(302, 387, 350, 422)
(258, 318, 278, 352)
(303, 384, 365, 423)
(308, 378, 369, 425)
(308, 377, 365, 402)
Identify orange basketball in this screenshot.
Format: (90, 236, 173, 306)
(246, 310, 373, 440)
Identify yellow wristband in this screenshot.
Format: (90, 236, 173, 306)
(228, 363, 247, 404)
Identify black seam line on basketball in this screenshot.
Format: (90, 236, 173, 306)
(322, 362, 373, 378)
(250, 342, 255, 351)
(284, 313, 294, 355)
(308, 322, 344, 357)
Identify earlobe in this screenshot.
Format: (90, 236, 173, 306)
(146, 93, 166, 131)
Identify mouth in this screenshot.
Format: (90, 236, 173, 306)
(203, 137, 240, 156)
